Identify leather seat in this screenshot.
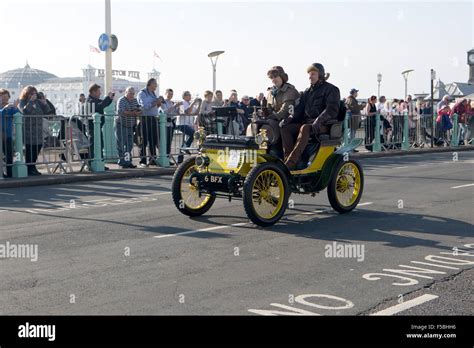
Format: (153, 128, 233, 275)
(298, 120, 342, 169)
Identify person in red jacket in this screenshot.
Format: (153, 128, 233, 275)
(452, 99, 468, 145)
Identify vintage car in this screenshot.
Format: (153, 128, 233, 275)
(171, 108, 364, 227)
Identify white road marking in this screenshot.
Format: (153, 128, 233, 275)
(153, 222, 250, 239)
(393, 166, 408, 169)
(371, 294, 438, 316)
(357, 202, 373, 206)
(451, 183, 474, 189)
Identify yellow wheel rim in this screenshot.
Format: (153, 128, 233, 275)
(251, 169, 284, 219)
(335, 162, 361, 207)
(180, 165, 211, 210)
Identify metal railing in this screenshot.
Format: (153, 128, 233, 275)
(1, 109, 473, 179)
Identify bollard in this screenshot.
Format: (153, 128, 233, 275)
(90, 112, 105, 172)
(12, 112, 27, 178)
(103, 102, 118, 162)
(157, 111, 170, 167)
(451, 113, 459, 147)
(372, 113, 381, 152)
(217, 118, 223, 135)
(401, 111, 409, 151)
(342, 112, 350, 146)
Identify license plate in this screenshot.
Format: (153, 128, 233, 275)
(203, 175, 225, 184)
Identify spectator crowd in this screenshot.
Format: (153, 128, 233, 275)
(1, 74, 473, 177)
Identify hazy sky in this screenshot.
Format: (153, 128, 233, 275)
(1, 0, 472, 99)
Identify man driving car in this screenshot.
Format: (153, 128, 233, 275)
(280, 63, 340, 170)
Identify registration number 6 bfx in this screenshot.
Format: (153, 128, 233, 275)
(204, 175, 223, 183)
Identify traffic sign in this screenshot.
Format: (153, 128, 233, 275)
(98, 33, 110, 52)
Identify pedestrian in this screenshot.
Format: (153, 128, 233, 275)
(176, 91, 200, 162)
(115, 87, 140, 168)
(18, 85, 52, 176)
(238, 95, 252, 133)
(344, 88, 363, 140)
(437, 95, 450, 112)
(0, 89, 18, 178)
(197, 90, 217, 134)
(364, 96, 378, 150)
(212, 90, 225, 107)
(160, 88, 180, 160)
(86, 83, 114, 170)
(452, 99, 468, 145)
(136, 78, 164, 168)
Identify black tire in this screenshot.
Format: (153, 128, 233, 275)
(327, 159, 364, 213)
(172, 156, 216, 217)
(243, 162, 290, 227)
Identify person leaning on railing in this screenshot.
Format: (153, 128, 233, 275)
(452, 99, 468, 145)
(86, 83, 114, 170)
(115, 86, 141, 168)
(0, 89, 18, 178)
(160, 88, 180, 160)
(197, 90, 217, 135)
(18, 86, 52, 176)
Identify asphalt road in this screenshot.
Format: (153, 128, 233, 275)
(0, 151, 473, 315)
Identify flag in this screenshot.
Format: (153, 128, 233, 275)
(90, 45, 100, 53)
(153, 51, 163, 61)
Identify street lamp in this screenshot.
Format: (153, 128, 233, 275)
(377, 73, 382, 98)
(208, 50, 225, 92)
(401, 69, 414, 100)
(104, 0, 112, 94)
(430, 69, 436, 148)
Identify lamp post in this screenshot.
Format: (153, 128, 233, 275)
(208, 51, 225, 92)
(377, 73, 382, 98)
(104, 0, 112, 94)
(430, 69, 436, 148)
(402, 69, 414, 100)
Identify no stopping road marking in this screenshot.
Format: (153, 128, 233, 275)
(371, 294, 439, 315)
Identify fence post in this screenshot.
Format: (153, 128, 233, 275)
(342, 111, 350, 146)
(12, 112, 27, 178)
(0, 110, 4, 180)
(372, 113, 381, 152)
(401, 111, 409, 151)
(90, 112, 105, 172)
(157, 111, 170, 167)
(451, 113, 459, 146)
(103, 103, 118, 162)
(217, 118, 223, 135)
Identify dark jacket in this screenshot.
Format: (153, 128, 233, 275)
(86, 95, 113, 115)
(19, 99, 51, 145)
(294, 80, 341, 128)
(266, 83, 300, 121)
(344, 95, 362, 116)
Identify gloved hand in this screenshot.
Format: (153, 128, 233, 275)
(279, 116, 293, 128)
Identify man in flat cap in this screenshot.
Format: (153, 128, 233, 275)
(280, 63, 340, 170)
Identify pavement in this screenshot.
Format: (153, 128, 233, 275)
(0, 151, 472, 315)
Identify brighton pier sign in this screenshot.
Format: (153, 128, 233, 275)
(97, 69, 140, 80)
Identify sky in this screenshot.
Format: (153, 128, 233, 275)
(1, 0, 473, 100)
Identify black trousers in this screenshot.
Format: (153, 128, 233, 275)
(25, 143, 42, 172)
(2, 137, 13, 177)
(139, 117, 159, 164)
(166, 124, 175, 156)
